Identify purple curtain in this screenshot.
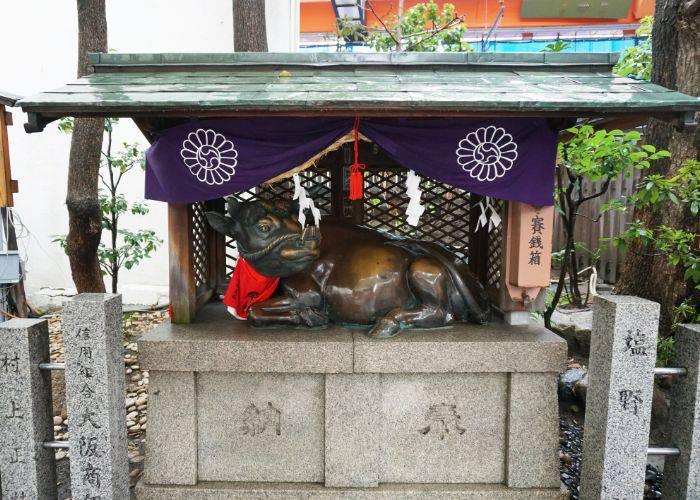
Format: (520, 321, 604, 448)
(145, 117, 557, 206)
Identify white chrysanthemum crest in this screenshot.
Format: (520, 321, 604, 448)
(180, 128, 238, 185)
(456, 126, 518, 182)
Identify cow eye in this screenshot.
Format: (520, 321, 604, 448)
(257, 222, 271, 233)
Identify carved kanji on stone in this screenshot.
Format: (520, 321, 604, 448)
(240, 402, 282, 436)
(418, 403, 467, 440)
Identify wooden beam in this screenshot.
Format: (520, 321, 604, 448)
(23, 109, 688, 125)
(0, 105, 14, 207)
(132, 117, 189, 143)
(24, 112, 57, 133)
(168, 203, 196, 323)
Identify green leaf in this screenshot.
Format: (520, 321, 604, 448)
(624, 131, 641, 142)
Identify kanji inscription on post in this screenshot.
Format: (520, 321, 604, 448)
(507, 202, 553, 290)
(64, 294, 128, 499)
(579, 295, 659, 499)
(528, 213, 545, 266)
(0, 319, 56, 500)
(624, 329, 649, 356)
(619, 389, 644, 416)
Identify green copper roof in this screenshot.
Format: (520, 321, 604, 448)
(0, 91, 22, 107)
(17, 52, 700, 132)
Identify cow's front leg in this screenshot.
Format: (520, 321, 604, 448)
(247, 279, 328, 328)
(247, 296, 303, 326)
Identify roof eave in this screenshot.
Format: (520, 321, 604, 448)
(22, 107, 697, 135)
(0, 91, 23, 108)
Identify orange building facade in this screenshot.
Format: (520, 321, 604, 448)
(300, 0, 653, 35)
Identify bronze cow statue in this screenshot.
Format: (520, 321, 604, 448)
(206, 199, 491, 338)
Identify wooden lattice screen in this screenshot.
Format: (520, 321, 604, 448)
(191, 202, 209, 290)
(362, 170, 472, 262)
(219, 167, 477, 276)
(486, 200, 505, 291)
(182, 143, 506, 321)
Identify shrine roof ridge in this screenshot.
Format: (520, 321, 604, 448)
(88, 51, 620, 70)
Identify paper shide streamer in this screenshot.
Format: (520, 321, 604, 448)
(475, 196, 502, 233)
(405, 170, 426, 227)
(292, 173, 321, 228)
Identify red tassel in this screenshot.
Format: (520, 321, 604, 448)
(349, 116, 365, 201)
(350, 166, 364, 200)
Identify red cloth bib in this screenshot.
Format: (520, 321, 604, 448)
(223, 257, 279, 319)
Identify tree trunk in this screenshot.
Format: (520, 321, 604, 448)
(617, 0, 699, 333)
(66, 0, 107, 293)
(232, 0, 268, 51)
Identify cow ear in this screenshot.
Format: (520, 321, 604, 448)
(206, 211, 238, 236)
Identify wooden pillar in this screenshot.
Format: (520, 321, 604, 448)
(168, 203, 196, 324)
(0, 105, 27, 316)
(330, 163, 345, 218)
(0, 104, 15, 208)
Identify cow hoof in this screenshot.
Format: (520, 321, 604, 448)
(367, 318, 400, 339)
(299, 307, 328, 327)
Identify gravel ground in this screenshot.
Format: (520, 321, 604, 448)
(559, 414, 665, 499)
(46, 310, 167, 499)
(559, 416, 583, 496)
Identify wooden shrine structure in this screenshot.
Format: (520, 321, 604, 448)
(16, 52, 699, 324)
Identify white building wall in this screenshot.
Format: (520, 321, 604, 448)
(1, 0, 299, 308)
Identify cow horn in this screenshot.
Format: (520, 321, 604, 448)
(226, 198, 240, 219)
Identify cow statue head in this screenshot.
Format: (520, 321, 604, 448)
(206, 198, 321, 278)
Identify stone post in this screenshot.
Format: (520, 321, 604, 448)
(63, 293, 129, 499)
(0, 318, 56, 500)
(663, 324, 700, 499)
(580, 295, 659, 499)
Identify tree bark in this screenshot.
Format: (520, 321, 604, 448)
(66, 0, 107, 292)
(617, 0, 699, 333)
(232, 0, 268, 51)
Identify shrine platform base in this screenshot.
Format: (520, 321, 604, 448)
(135, 481, 567, 499)
(136, 304, 567, 499)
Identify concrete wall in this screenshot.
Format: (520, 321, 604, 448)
(1, 0, 299, 308)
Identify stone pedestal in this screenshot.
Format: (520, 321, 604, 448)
(136, 305, 566, 499)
